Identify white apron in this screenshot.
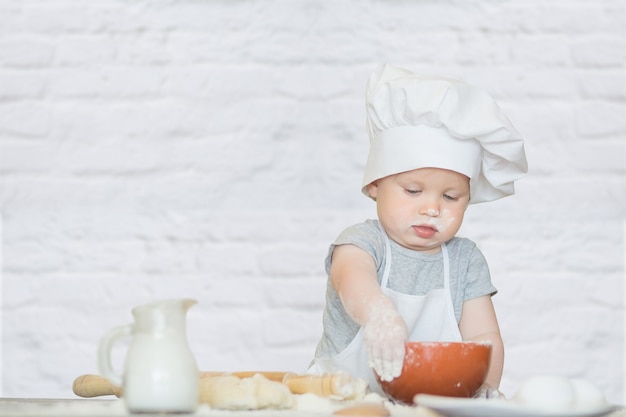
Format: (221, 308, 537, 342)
(309, 224, 462, 392)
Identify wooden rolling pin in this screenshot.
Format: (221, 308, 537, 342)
(73, 371, 359, 399)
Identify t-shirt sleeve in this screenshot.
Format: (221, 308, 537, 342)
(463, 242, 497, 300)
(324, 220, 385, 276)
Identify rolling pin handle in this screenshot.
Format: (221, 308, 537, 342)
(72, 374, 122, 398)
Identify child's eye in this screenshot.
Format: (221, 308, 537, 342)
(443, 194, 459, 201)
(406, 189, 421, 195)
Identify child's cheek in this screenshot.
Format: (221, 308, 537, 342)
(438, 209, 458, 232)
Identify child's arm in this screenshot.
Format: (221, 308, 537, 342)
(458, 295, 504, 390)
(329, 244, 408, 381)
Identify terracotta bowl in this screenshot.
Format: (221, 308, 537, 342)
(376, 341, 492, 404)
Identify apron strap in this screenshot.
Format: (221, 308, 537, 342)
(377, 220, 450, 292)
(440, 244, 458, 327)
(377, 221, 393, 288)
(442, 243, 450, 290)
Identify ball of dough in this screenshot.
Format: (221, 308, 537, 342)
(512, 376, 576, 411)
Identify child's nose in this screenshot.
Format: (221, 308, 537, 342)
(420, 200, 440, 217)
(424, 208, 440, 217)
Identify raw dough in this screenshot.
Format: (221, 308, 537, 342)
(198, 373, 294, 410)
(335, 376, 368, 400)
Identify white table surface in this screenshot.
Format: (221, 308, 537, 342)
(0, 398, 623, 417)
(0, 398, 392, 417)
(0, 398, 309, 417)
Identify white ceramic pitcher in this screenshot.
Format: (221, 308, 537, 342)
(98, 298, 199, 413)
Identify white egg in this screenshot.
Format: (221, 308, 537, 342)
(571, 378, 606, 409)
(512, 376, 576, 411)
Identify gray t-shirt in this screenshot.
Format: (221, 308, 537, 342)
(313, 219, 496, 359)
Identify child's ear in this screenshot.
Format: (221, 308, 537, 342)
(367, 182, 379, 200)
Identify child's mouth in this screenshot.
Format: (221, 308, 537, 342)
(413, 225, 437, 238)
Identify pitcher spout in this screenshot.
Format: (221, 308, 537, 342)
(181, 298, 197, 311)
(131, 298, 197, 332)
(132, 298, 197, 315)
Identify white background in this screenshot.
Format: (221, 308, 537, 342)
(0, 0, 625, 404)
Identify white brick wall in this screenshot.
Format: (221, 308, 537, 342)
(1, 0, 624, 404)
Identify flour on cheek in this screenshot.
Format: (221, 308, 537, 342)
(423, 209, 458, 247)
(430, 209, 456, 232)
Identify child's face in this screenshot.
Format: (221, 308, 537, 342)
(368, 167, 470, 253)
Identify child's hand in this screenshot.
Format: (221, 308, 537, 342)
(363, 300, 408, 382)
(473, 383, 505, 399)
(327, 244, 409, 381)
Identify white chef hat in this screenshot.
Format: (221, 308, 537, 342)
(362, 64, 528, 203)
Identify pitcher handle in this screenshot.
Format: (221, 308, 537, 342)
(98, 324, 132, 388)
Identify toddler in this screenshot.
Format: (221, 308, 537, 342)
(309, 64, 528, 397)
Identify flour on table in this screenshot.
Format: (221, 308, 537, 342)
(296, 391, 442, 416)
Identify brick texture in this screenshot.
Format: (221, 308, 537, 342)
(0, 0, 624, 404)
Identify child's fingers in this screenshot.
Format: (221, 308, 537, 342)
(382, 343, 404, 381)
(367, 344, 382, 377)
(367, 343, 389, 381)
(363, 305, 409, 381)
(390, 342, 405, 377)
(371, 341, 404, 382)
